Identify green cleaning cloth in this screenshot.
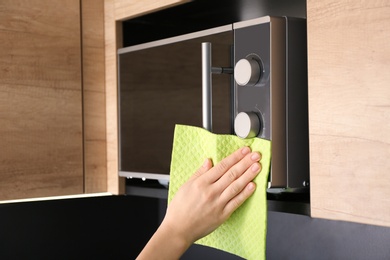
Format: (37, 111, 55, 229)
(168, 124, 272, 260)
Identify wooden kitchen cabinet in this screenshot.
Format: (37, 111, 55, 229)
(0, 0, 108, 199)
(0, 0, 84, 200)
(307, 0, 390, 227)
(8, 0, 386, 228)
(0, 0, 188, 201)
(81, 0, 107, 193)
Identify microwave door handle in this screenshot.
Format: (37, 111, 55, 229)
(202, 42, 233, 132)
(202, 42, 213, 132)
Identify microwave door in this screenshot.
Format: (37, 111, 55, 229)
(118, 26, 233, 179)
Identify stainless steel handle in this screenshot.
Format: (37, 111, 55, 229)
(202, 42, 233, 132)
(202, 42, 212, 131)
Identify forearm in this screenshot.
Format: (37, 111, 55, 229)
(136, 220, 191, 260)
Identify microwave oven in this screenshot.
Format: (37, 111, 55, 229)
(118, 16, 309, 193)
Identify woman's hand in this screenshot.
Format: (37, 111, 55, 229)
(137, 147, 262, 260)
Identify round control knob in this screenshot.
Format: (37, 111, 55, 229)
(234, 112, 261, 139)
(234, 58, 261, 86)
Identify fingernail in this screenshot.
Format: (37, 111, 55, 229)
(247, 182, 256, 191)
(241, 147, 251, 155)
(251, 152, 260, 161)
(251, 163, 260, 172)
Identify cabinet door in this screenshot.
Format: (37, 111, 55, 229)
(0, 0, 83, 200)
(307, 0, 390, 227)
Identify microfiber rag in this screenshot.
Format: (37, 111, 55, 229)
(168, 124, 271, 260)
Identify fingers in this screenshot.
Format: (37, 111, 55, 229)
(204, 147, 252, 183)
(223, 181, 257, 216)
(219, 161, 262, 204)
(216, 151, 261, 191)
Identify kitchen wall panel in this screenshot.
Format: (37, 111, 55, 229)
(113, 0, 190, 21)
(307, 0, 390, 226)
(0, 0, 83, 200)
(81, 0, 107, 193)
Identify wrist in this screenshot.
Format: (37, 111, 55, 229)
(160, 218, 192, 253)
(137, 219, 192, 260)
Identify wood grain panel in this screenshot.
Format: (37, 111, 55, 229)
(0, 0, 83, 200)
(81, 0, 107, 193)
(104, 0, 124, 194)
(113, 0, 189, 21)
(307, 0, 390, 226)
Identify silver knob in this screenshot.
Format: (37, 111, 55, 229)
(234, 58, 261, 86)
(234, 112, 261, 139)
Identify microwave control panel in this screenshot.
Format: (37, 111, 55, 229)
(233, 16, 309, 191)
